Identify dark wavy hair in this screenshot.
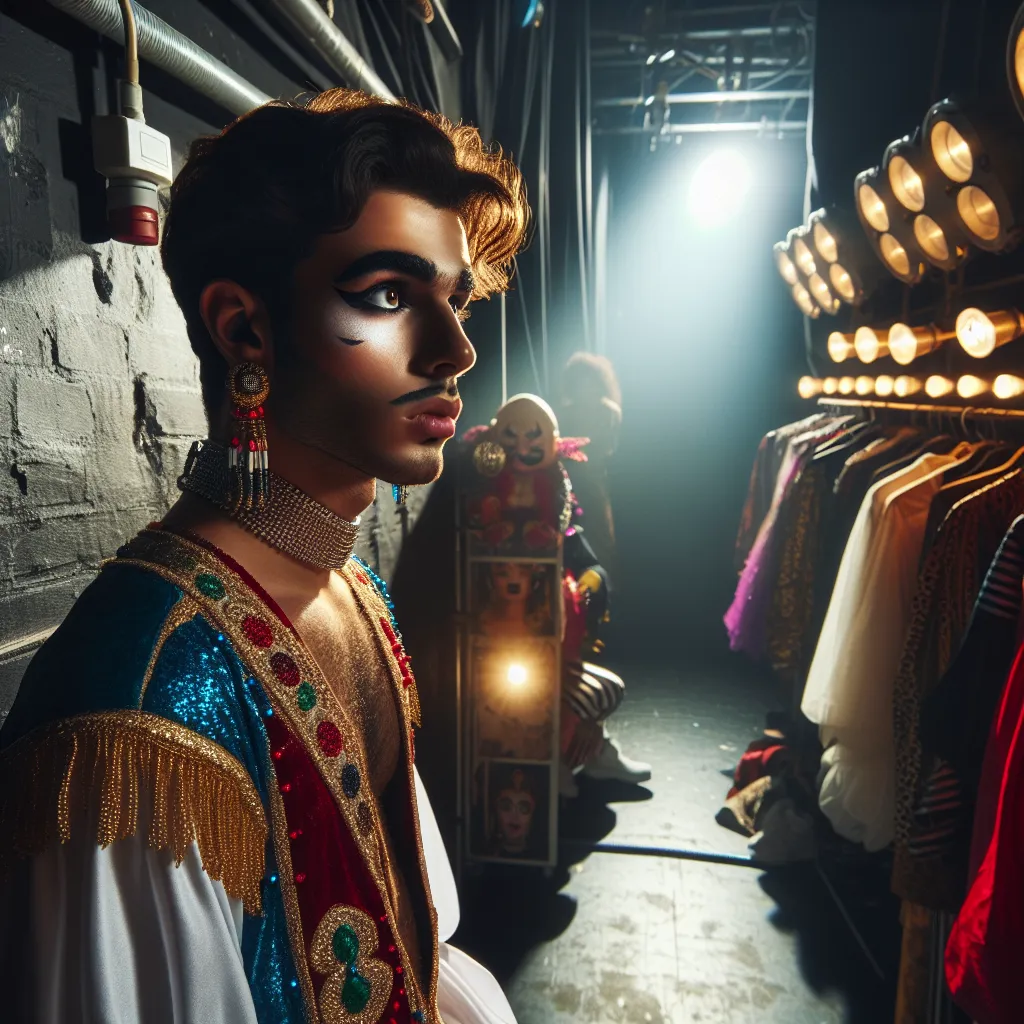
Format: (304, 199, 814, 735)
(161, 89, 530, 411)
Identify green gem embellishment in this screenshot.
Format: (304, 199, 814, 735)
(332, 923, 359, 964)
(194, 572, 226, 601)
(341, 971, 372, 1014)
(296, 681, 317, 712)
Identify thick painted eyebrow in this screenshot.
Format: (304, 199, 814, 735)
(334, 251, 437, 285)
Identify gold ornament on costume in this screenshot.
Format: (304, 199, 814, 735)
(473, 440, 507, 477)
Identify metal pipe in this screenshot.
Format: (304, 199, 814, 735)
(266, 0, 395, 100)
(47, 0, 271, 115)
(594, 119, 807, 136)
(595, 89, 810, 108)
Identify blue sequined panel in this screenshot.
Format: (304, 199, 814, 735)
(142, 615, 310, 1024)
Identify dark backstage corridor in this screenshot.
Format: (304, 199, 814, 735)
(1, 1, 1022, 1023)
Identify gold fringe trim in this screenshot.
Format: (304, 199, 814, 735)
(0, 711, 267, 914)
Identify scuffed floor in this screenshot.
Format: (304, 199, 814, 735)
(454, 668, 899, 1024)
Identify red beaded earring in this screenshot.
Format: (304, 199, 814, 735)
(228, 362, 270, 511)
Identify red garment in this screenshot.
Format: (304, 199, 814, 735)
(945, 639, 1024, 1023)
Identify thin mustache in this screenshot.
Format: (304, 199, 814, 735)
(391, 382, 460, 406)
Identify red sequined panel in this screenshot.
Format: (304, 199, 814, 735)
(317, 720, 344, 758)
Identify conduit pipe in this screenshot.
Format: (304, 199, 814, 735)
(266, 0, 395, 100)
(46, 0, 271, 115)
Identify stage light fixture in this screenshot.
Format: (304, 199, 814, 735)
(855, 167, 926, 285)
(507, 663, 528, 687)
(808, 207, 884, 306)
(823, 377, 839, 395)
(808, 273, 840, 315)
(924, 99, 1024, 252)
(887, 322, 953, 365)
(773, 241, 799, 286)
(957, 375, 989, 399)
(838, 376, 855, 395)
(875, 375, 895, 397)
(884, 134, 932, 213)
(855, 376, 874, 396)
(854, 326, 887, 363)
(994, 374, 1024, 399)
(828, 331, 855, 362)
(956, 307, 1024, 358)
(1008, 3, 1024, 121)
(798, 376, 824, 399)
(926, 375, 955, 398)
(792, 282, 820, 319)
(895, 375, 923, 397)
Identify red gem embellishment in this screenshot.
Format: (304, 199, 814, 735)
(316, 719, 343, 758)
(269, 651, 301, 687)
(289, 829, 303, 840)
(388, 945, 396, 953)
(396, 966, 403, 975)
(355, 571, 369, 585)
(242, 615, 274, 648)
(272, 749, 283, 761)
(295, 872, 306, 884)
(280, 783, 291, 794)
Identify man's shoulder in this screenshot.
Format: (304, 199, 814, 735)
(0, 558, 229, 749)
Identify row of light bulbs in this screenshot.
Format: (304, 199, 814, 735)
(827, 307, 1024, 364)
(774, 4, 1024, 319)
(798, 374, 1024, 401)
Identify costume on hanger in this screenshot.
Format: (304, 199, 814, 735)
(0, 488, 515, 1023)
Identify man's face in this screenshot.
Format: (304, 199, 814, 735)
(270, 190, 477, 486)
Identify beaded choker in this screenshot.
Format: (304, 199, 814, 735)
(178, 440, 360, 571)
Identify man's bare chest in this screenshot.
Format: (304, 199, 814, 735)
(287, 575, 402, 796)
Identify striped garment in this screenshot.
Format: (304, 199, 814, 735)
(562, 660, 625, 723)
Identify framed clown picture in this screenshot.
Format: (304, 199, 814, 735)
(470, 759, 553, 865)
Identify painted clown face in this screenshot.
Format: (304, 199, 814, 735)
(492, 394, 559, 473)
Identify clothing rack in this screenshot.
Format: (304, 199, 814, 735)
(818, 398, 1024, 420)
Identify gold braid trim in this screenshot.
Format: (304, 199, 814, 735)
(0, 711, 267, 914)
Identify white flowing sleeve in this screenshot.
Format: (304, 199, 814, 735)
(414, 768, 518, 1024)
(0, 831, 258, 1024)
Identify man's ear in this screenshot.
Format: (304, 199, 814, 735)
(199, 280, 275, 370)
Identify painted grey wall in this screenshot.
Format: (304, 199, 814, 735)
(0, 1, 435, 720)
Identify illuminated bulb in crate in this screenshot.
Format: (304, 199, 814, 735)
(823, 377, 839, 395)
(994, 374, 1024, 399)
(854, 326, 886, 363)
(838, 376, 856, 395)
(875, 375, 895, 397)
(798, 377, 824, 399)
(828, 331, 855, 362)
(506, 663, 528, 687)
(855, 376, 874, 396)
(956, 307, 1024, 358)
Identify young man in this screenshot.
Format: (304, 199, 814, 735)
(0, 89, 528, 1024)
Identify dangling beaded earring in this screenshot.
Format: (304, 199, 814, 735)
(228, 362, 270, 511)
(392, 483, 409, 507)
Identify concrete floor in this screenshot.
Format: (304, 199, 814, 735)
(454, 667, 901, 1024)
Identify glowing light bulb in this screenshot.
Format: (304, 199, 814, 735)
(855, 376, 874, 396)
(813, 221, 838, 263)
(914, 214, 950, 263)
(888, 323, 938, 366)
(798, 377, 823, 399)
(875, 375, 895, 397)
(957, 186, 1000, 242)
(838, 376, 855, 395)
(994, 374, 1024, 400)
(955, 307, 1022, 359)
(774, 244, 799, 285)
(808, 273, 838, 314)
(823, 377, 839, 395)
(957, 375, 988, 399)
(830, 263, 856, 303)
(931, 120, 974, 183)
(858, 182, 890, 233)
(793, 237, 816, 276)
(889, 155, 926, 212)
(894, 376, 922, 397)
(792, 283, 819, 318)
(507, 663, 528, 687)
(925, 375, 955, 398)
(689, 149, 753, 227)
(854, 326, 884, 363)
(828, 331, 854, 362)
(880, 233, 912, 277)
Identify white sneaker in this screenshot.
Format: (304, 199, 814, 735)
(580, 734, 652, 784)
(559, 760, 580, 799)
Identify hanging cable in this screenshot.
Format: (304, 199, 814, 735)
(583, 0, 594, 346)
(117, 0, 139, 87)
(574, 30, 592, 350)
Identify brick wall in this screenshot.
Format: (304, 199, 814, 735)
(0, 2, 378, 720)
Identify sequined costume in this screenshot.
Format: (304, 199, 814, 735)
(0, 528, 514, 1024)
